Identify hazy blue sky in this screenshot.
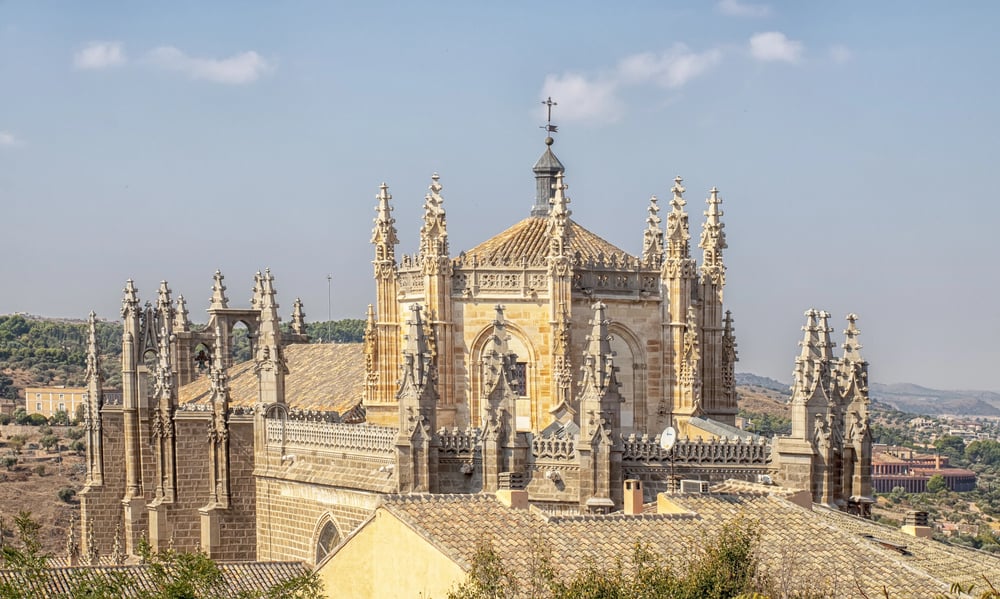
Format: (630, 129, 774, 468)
(1, 1, 998, 391)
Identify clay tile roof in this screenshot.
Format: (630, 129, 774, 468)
(460, 217, 632, 265)
(378, 490, 1000, 597)
(178, 343, 364, 413)
(0, 561, 309, 598)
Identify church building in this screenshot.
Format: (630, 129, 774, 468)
(78, 129, 872, 569)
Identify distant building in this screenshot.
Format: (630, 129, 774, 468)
(872, 445, 977, 492)
(24, 386, 122, 421)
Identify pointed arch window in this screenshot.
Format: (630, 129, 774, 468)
(315, 520, 340, 564)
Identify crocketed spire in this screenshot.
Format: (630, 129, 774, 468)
(481, 305, 517, 395)
(371, 183, 399, 278)
(419, 173, 449, 262)
(121, 279, 139, 319)
(291, 298, 306, 335)
(699, 186, 727, 285)
(580, 302, 618, 395)
(210, 270, 229, 310)
(400, 304, 434, 393)
(665, 176, 691, 260)
(642, 194, 664, 266)
(173, 295, 190, 332)
(547, 171, 572, 259)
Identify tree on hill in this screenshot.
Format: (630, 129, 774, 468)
(927, 474, 948, 493)
(935, 436, 967, 460)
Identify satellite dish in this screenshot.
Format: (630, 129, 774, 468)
(659, 426, 677, 451)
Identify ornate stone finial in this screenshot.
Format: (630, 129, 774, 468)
(84, 517, 98, 566)
(722, 310, 739, 395)
(291, 298, 306, 335)
(816, 310, 834, 363)
(153, 323, 174, 401)
(210, 325, 228, 396)
(699, 187, 727, 285)
(371, 183, 400, 278)
(665, 176, 692, 262)
(419, 173, 450, 269)
(173, 295, 190, 332)
(547, 171, 572, 262)
(65, 514, 79, 564)
(85, 312, 103, 388)
(251, 271, 263, 309)
(401, 304, 432, 390)
(156, 280, 172, 314)
(581, 302, 618, 394)
(481, 305, 517, 394)
(681, 306, 702, 384)
(210, 270, 229, 310)
(642, 195, 664, 266)
(842, 313, 864, 363)
(121, 279, 140, 319)
(111, 521, 125, 565)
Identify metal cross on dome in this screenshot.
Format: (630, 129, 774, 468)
(541, 96, 558, 134)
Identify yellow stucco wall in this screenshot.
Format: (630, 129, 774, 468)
(317, 508, 466, 599)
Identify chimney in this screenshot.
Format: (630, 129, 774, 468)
(496, 472, 528, 510)
(624, 479, 644, 515)
(934, 454, 941, 470)
(901, 510, 932, 538)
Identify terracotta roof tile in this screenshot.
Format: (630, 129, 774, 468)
(461, 217, 632, 266)
(178, 343, 364, 413)
(379, 489, 1000, 597)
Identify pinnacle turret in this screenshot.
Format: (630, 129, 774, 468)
(547, 171, 572, 259)
(842, 313, 864, 364)
(291, 298, 306, 335)
(665, 176, 691, 260)
(580, 302, 618, 395)
(251, 271, 263, 309)
(85, 311, 102, 387)
(400, 304, 434, 392)
(210, 325, 228, 397)
(699, 187, 727, 285)
(419, 173, 449, 260)
(371, 183, 399, 277)
(173, 295, 190, 332)
(642, 195, 664, 266)
(121, 279, 139, 319)
(210, 270, 229, 310)
(481, 305, 517, 395)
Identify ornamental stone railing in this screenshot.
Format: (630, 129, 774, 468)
(621, 434, 770, 465)
(436, 427, 480, 455)
(266, 418, 397, 455)
(532, 435, 576, 460)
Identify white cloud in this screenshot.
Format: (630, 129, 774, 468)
(540, 44, 723, 124)
(716, 0, 771, 17)
(0, 131, 20, 147)
(618, 44, 723, 89)
(829, 44, 853, 64)
(73, 41, 126, 70)
(749, 32, 804, 63)
(540, 73, 623, 124)
(148, 46, 272, 85)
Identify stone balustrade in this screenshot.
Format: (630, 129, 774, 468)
(532, 435, 576, 460)
(436, 427, 480, 455)
(266, 418, 397, 455)
(621, 433, 770, 465)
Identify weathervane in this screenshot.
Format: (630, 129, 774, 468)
(541, 96, 558, 135)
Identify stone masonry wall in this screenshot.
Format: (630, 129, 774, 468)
(168, 414, 212, 551)
(211, 419, 258, 562)
(80, 408, 126, 558)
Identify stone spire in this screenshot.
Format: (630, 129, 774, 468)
(208, 324, 231, 507)
(419, 173, 449, 267)
(481, 305, 517, 398)
(121, 279, 139, 319)
(395, 303, 439, 493)
(254, 269, 288, 383)
(84, 517, 98, 566)
(547, 171, 572, 260)
(173, 295, 190, 332)
(679, 306, 703, 414)
(291, 298, 306, 335)
(841, 313, 864, 364)
(66, 514, 79, 566)
(532, 136, 565, 216)
(665, 176, 692, 262)
(84, 311, 104, 485)
(251, 271, 263, 310)
(699, 187, 727, 286)
(721, 310, 738, 404)
(579, 302, 619, 397)
(209, 270, 228, 310)
(371, 183, 399, 278)
(111, 522, 125, 565)
(642, 195, 664, 266)
(363, 304, 378, 403)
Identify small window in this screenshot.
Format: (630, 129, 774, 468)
(511, 362, 528, 396)
(58, 403, 66, 412)
(315, 521, 340, 564)
(35, 393, 41, 400)
(35, 402, 42, 411)
(59, 394, 65, 400)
